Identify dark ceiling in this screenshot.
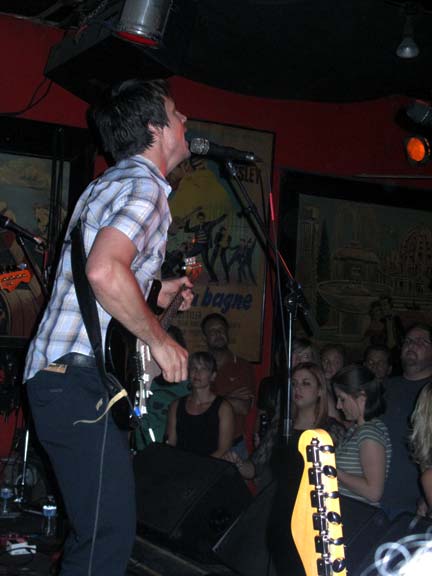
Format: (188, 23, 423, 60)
(2, 0, 432, 103)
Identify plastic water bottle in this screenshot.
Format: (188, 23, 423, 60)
(0, 486, 13, 516)
(42, 503, 57, 537)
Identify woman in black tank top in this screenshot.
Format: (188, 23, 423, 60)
(166, 351, 235, 458)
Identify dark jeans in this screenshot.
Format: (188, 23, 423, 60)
(26, 364, 135, 575)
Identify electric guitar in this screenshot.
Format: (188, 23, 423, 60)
(105, 258, 201, 430)
(292, 429, 347, 576)
(0, 266, 32, 292)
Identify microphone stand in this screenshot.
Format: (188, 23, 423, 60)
(8, 233, 49, 508)
(224, 160, 318, 443)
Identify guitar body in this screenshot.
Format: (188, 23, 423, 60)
(105, 258, 202, 430)
(105, 319, 162, 429)
(105, 279, 161, 430)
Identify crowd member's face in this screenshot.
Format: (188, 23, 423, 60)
(203, 319, 229, 351)
(364, 350, 391, 381)
(189, 360, 215, 389)
(321, 349, 344, 381)
(292, 368, 320, 411)
(292, 347, 314, 368)
(401, 327, 432, 374)
(334, 388, 365, 423)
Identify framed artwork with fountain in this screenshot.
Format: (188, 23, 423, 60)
(278, 169, 432, 361)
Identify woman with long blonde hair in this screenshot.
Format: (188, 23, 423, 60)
(410, 381, 432, 516)
(224, 362, 345, 488)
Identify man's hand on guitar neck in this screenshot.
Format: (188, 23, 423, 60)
(150, 332, 189, 383)
(158, 276, 194, 311)
(151, 276, 194, 382)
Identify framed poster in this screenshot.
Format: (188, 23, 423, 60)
(0, 116, 93, 343)
(279, 169, 432, 362)
(166, 120, 275, 362)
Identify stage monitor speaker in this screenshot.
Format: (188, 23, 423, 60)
(213, 480, 277, 576)
(352, 512, 432, 576)
(339, 496, 390, 575)
(214, 489, 392, 576)
(133, 443, 252, 562)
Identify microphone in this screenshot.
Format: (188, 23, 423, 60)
(0, 214, 46, 247)
(406, 101, 432, 128)
(189, 137, 261, 164)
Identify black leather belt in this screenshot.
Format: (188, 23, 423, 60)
(54, 353, 96, 369)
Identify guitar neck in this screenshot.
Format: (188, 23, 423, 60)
(157, 259, 201, 332)
(159, 288, 185, 331)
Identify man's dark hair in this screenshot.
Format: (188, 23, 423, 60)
(405, 322, 432, 342)
(88, 78, 171, 162)
(200, 313, 229, 334)
(363, 344, 392, 363)
(320, 343, 346, 363)
(188, 351, 217, 374)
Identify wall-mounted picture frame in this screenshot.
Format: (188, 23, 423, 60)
(166, 120, 275, 362)
(0, 116, 94, 344)
(278, 169, 432, 362)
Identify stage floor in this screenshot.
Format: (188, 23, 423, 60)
(0, 511, 237, 575)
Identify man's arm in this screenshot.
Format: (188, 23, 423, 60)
(86, 226, 189, 382)
(224, 387, 254, 415)
(224, 361, 256, 416)
(207, 213, 227, 231)
(183, 219, 196, 233)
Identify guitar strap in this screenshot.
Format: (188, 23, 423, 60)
(70, 219, 137, 427)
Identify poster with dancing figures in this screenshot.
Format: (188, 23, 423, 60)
(166, 120, 274, 362)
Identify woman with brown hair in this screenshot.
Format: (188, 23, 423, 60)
(333, 364, 391, 506)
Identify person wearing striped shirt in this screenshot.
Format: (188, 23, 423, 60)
(333, 365, 391, 506)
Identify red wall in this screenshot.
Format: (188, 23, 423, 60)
(0, 14, 431, 430)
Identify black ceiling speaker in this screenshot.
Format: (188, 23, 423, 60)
(116, 0, 173, 46)
(44, 0, 195, 103)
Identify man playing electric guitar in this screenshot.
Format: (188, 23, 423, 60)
(23, 79, 194, 576)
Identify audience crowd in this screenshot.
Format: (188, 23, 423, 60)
(145, 313, 432, 548)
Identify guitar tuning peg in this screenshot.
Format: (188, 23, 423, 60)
(332, 558, 346, 572)
(324, 490, 340, 499)
(326, 510, 342, 524)
(323, 464, 337, 478)
(320, 444, 335, 454)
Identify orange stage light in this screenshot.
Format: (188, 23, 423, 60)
(404, 135, 431, 165)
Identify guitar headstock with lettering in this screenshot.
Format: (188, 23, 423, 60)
(292, 429, 347, 576)
(0, 267, 32, 293)
(181, 257, 203, 282)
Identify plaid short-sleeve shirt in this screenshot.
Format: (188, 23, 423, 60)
(24, 155, 172, 381)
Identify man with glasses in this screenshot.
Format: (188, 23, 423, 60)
(382, 322, 432, 518)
